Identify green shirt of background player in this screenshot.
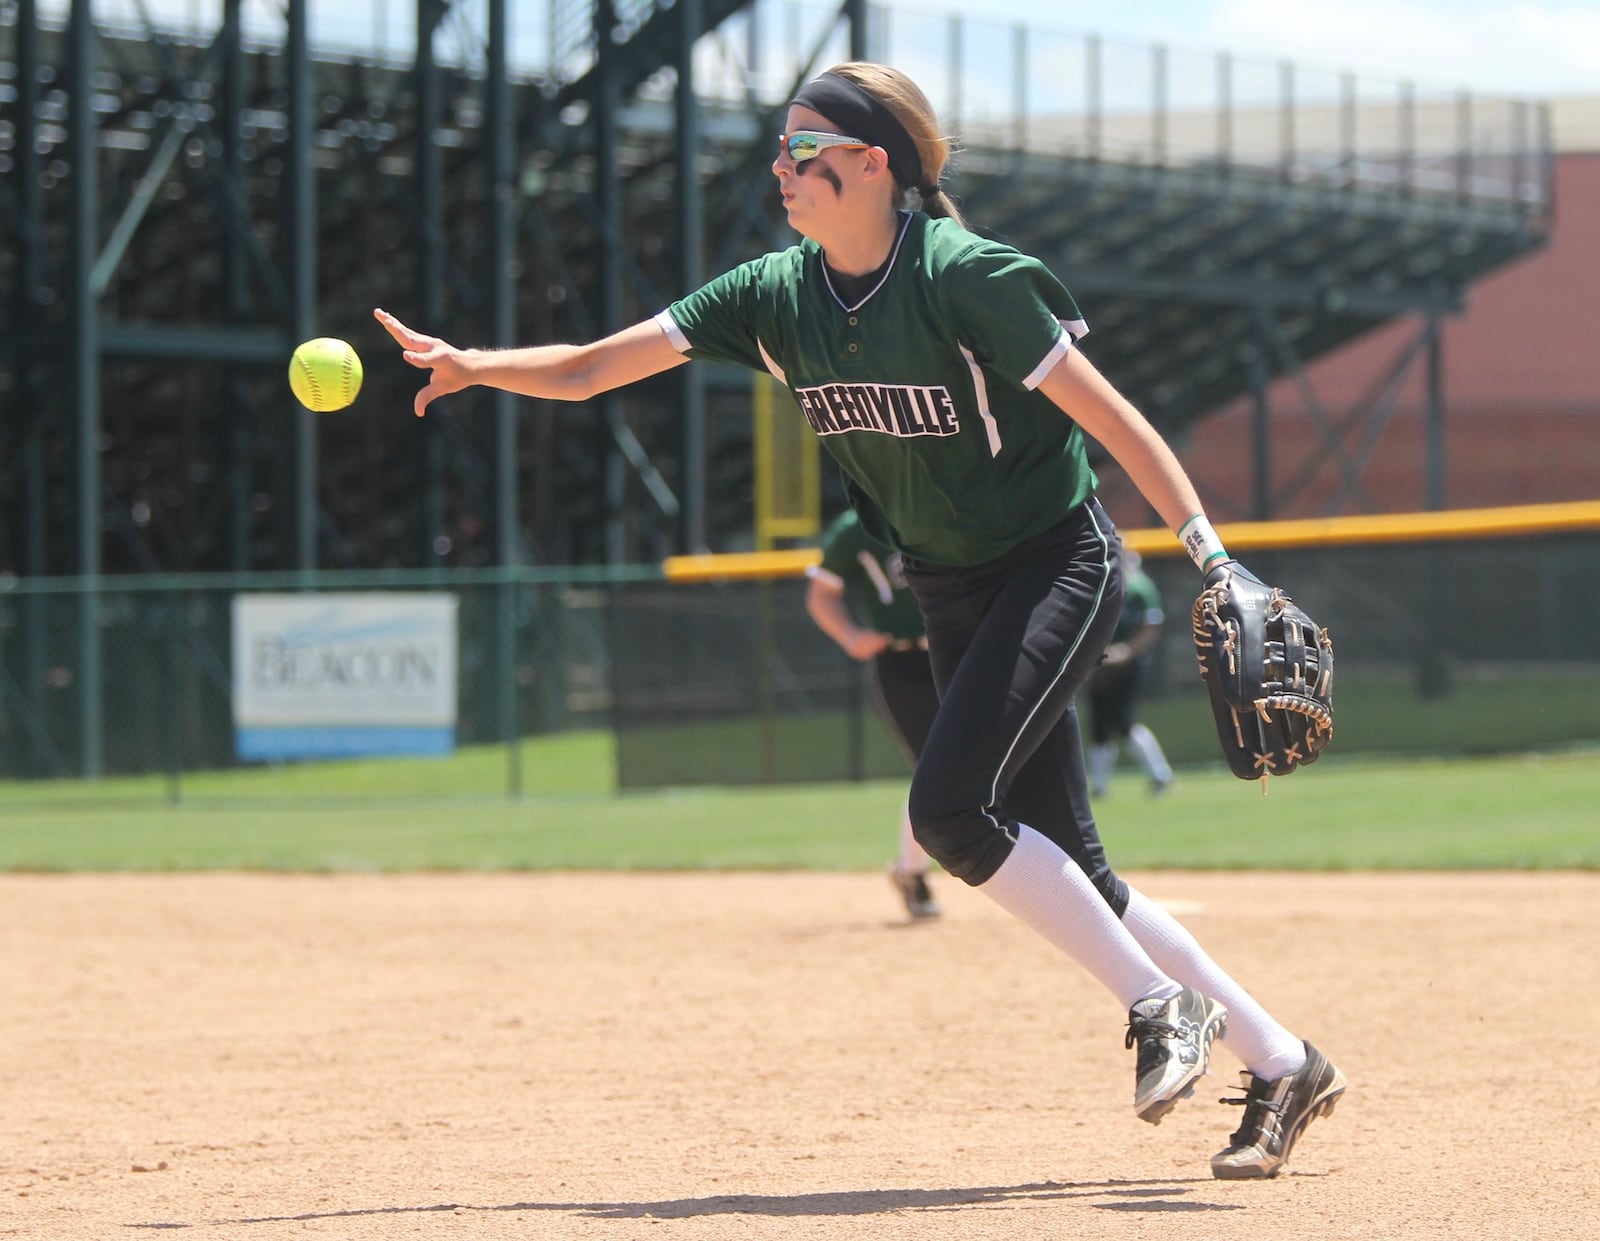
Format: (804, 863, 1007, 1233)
(806, 509, 942, 919)
(808, 508, 927, 650)
(374, 59, 1344, 1180)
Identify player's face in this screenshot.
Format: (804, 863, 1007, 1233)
(774, 104, 868, 235)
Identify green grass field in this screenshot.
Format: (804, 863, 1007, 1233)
(0, 732, 1595, 872)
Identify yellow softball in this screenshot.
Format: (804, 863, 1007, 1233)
(288, 337, 363, 412)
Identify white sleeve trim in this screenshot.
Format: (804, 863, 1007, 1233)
(807, 566, 844, 589)
(1021, 319, 1090, 391)
(660, 309, 788, 385)
(654, 308, 691, 353)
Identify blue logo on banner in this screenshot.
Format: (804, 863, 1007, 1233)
(236, 726, 456, 761)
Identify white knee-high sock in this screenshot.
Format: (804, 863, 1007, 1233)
(1127, 724, 1172, 785)
(895, 801, 930, 874)
(1121, 886, 1306, 1080)
(979, 825, 1179, 1010)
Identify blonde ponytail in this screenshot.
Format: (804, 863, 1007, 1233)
(828, 62, 966, 229)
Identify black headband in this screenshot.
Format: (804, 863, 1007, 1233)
(789, 71, 929, 194)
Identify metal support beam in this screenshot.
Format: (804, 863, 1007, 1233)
(1276, 320, 1431, 512)
(947, 16, 962, 130)
(15, 0, 49, 771)
(69, 0, 103, 777)
(99, 324, 290, 362)
(17, 0, 46, 579)
(1278, 61, 1295, 182)
(1419, 311, 1452, 697)
(1424, 312, 1445, 510)
(1217, 53, 1233, 174)
(1011, 26, 1028, 157)
(488, 0, 522, 791)
(417, 0, 447, 568)
(1086, 36, 1103, 161)
(488, 0, 520, 567)
(1064, 266, 1460, 319)
(1151, 44, 1168, 166)
(595, 0, 626, 562)
(1247, 336, 1271, 521)
(676, 0, 707, 554)
(221, 0, 252, 571)
(1254, 302, 1375, 512)
(287, 0, 318, 571)
(844, 0, 867, 60)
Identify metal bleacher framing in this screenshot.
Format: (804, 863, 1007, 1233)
(1, 0, 1553, 578)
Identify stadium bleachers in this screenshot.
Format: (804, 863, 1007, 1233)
(0, 2, 1553, 575)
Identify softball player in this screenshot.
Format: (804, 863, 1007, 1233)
(805, 508, 942, 919)
(375, 59, 1345, 1178)
(1085, 550, 1175, 798)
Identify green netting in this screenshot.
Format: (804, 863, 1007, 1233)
(1, 531, 1595, 798)
(609, 578, 911, 789)
(0, 576, 615, 788)
(610, 534, 1600, 789)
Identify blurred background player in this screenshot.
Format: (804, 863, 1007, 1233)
(806, 509, 942, 920)
(1084, 549, 1174, 798)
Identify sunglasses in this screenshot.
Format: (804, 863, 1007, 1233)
(780, 130, 869, 162)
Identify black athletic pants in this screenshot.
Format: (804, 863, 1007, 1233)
(1087, 657, 1151, 745)
(871, 647, 940, 766)
(901, 498, 1129, 912)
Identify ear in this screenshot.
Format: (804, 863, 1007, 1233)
(861, 145, 895, 184)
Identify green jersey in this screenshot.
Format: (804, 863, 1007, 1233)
(1112, 570, 1165, 645)
(658, 212, 1097, 566)
(812, 509, 926, 642)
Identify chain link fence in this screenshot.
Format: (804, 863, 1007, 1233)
(2, 528, 1596, 800)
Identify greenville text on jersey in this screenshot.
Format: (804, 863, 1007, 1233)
(794, 381, 960, 438)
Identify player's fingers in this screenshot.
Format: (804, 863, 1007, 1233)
(374, 308, 435, 351)
(373, 307, 413, 342)
(401, 344, 459, 373)
(414, 374, 464, 417)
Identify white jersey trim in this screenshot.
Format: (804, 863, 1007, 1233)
(654, 309, 690, 353)
(1021, 317, 1090, 391)
(657, 307, 787, 385)
(824, 212, 915, 312)
(856, 550, 895, 605)
(756, 339, 787, 385)
(959, 343, 1003, 458)
(806, 565, 843, 589)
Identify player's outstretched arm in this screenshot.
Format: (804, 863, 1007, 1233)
(1038, 347, 1209, 539)
(373, 309, 688, 417)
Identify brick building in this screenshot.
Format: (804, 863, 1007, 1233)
(1096, 99, 1600, 526)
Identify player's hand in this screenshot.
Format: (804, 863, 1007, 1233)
(843, 630, 893, 661)
(373, 307, 473, 417)
(1102, 641, 1133, 666)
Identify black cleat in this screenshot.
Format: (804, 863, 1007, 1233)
(1211, 1040, 1347, 1179)
(890, 869, 941, 920)
(1126, 986, 1228, 1124)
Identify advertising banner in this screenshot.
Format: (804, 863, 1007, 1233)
(232, 593, 459, 761)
